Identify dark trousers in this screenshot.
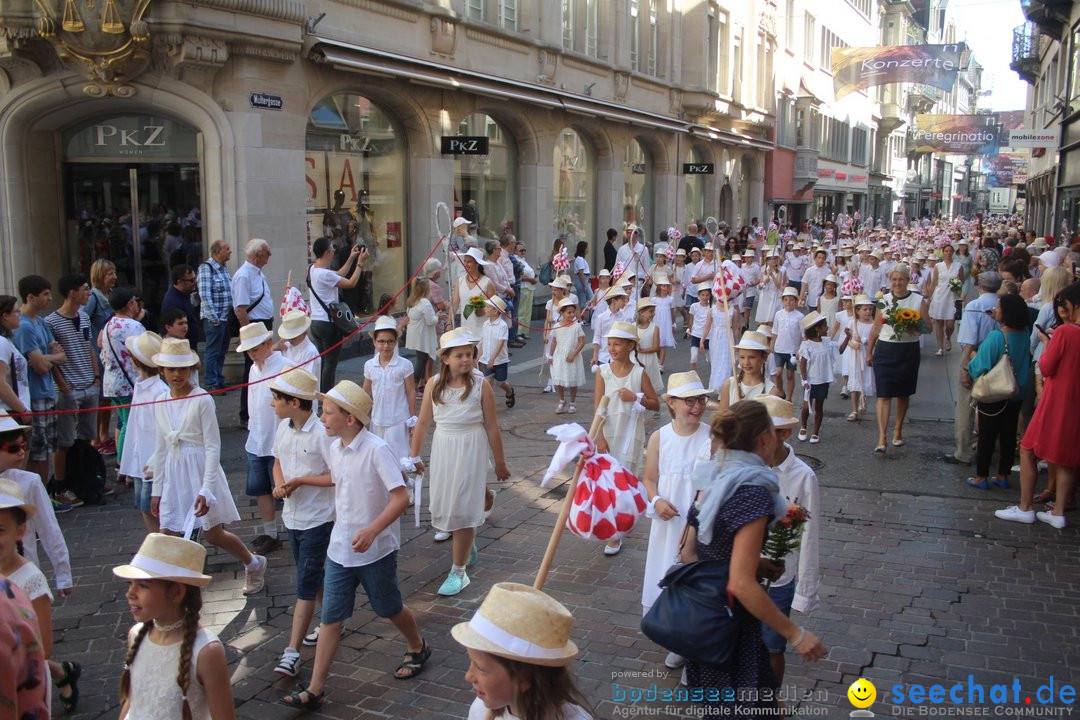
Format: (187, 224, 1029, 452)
(239, 318, 274, 420)
(309, 320, 342, 393)
(975, 399, 1022, 478)
(412, 351, 430, 384)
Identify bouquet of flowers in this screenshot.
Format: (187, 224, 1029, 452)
(462, 294, 487, 319)
(877, 295, 930, 339)
(763, 503, 810, 568)
(948, 277, 963, 296)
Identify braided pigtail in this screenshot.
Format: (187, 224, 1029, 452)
(119, 621, 152, 706)
(176, 585, 203, 720)
(735, 364, 745, 400)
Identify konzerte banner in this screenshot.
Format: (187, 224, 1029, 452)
(910, 111, 1025, 154)
(832, 44, 966, 99)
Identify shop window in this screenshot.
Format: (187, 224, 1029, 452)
(624, 139, 653, 241)
(684, 147, 707, 228)
(306, 93, 406, 315)
(454, 113, 517, 241)
(553, 128, 594, 252)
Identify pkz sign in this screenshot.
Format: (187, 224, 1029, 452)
(250, 92, 283, 110)
(682, 163, 714, 174)
(441, 136, 489, 155)
(63, 115, 198, 159)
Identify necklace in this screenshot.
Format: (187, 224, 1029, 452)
(154, 618, 185, 633)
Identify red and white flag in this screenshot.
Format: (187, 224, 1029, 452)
(280, 286, 309, 317)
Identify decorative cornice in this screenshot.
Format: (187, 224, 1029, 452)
(229, 42, 297, 61)
(331, 0, 419, 23)
(464, 27, 527, 55)
(190, 0, 304, 24)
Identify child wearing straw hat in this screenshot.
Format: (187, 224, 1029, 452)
(119, 331, 168, 532)
(114, 533, 236, 720)
(718, 331, 782, 410)
(452, 582, 594, 720)
(700, 285, 735, 392)
(277, 309, 322, 388)
(652, 278, 677, 368)
(363, 316, 418, 471)
(146, 338, 268, 595)
(0, 478, 81, 712)
(549, 297, 585, 414)
(589, 287, 628, 368)
(687, 283, 713, 372)
(772, 287, 804, 400)
(268, 366, 334, 679)
(844, 295, 877, 421)
(595, 321, 659, 556)
(635, 298, 663, 411)
(796, 312, 848, 443)
(162, 307, 200, 388)
(292, 380, 428, 708)
(410, 328, 511, 596)
(477, 296, 516, 408)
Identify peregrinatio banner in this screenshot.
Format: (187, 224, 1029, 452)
(832, 44, 966, 99)
(910, 111, 1026, 154)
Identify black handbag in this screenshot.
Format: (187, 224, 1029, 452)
(307, 265, 358, 335)
(640, 559, 746, 667)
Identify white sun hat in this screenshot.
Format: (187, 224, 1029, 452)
(269, 366, 319, 401)
(125, 331, 163, 367)
(278, 310, 312, 341)
(605, 321, 638, 341)
(236, 322, 273, 353)
(153, 338, 199, 368)
(113, 533, 211, 587)
(316, 380, 373, 425)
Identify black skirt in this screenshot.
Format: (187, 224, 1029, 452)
(873, 341, 920, 398)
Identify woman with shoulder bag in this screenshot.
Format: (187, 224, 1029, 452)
(678, 400, 826, 715)
(307, 236, 365, 392)
(965, 293, 1031, 491)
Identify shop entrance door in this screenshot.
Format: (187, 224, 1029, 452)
(64, 163, 202, 318)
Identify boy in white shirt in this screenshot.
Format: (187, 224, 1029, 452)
(277, 310, 322, 385)
(772, 288, 805, 400)
(236, 322, 293, 555)
(477, 296, 515, 408)
(281, 381, 427, 709)
(269, 367, 335, 679)
(590, 288, 628, 368)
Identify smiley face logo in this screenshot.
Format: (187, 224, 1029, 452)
(847, 678, 876, 709)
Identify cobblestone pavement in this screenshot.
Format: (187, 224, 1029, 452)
(42, 337, 1079, 719)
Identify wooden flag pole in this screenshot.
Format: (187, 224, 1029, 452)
(534, 395, 610, 590)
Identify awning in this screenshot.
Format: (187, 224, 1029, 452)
(308, 38, 773, 151)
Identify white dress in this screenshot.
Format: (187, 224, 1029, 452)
(405, 298, 438, 356)
(929, 260, 961, 320)
(845, 320, 876, 396)
(653, 295, 676, 347)
(819, 295, 839, 332)
(365, 354, 414, 461)
(642, 422, 712, 611)
(706, 306, 733, 391)
(456, 275, 496, 340)
(726, 377, 776, 404)
(637, 323, 663, 398)
(755, 267, 782, 323)
(428, 370, 489, 532)
(599, 364, 645, 475)
(123, 623, 220, 720)
(834, 311, 855, 373)
(550, 323, 586, 388)
(119, 375, 168, 479)
(148, 388, 241, 533)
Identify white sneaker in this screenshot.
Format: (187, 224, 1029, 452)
(433, 530, 452, 542)
(543, 382, 554, 393)
(994, 505, 1036, 524)
(664, 652, 685, 669)
(303, 625, 321, 646)
(1036, 511, 1066, 529)
(555, 401, 566, 414)
(1011, 464, 1021, 474)
(1038, 461, 1048, 471)
(567, 403, 576, 414)
(243, 555, 268, 595)
(274, 649, 301, 676)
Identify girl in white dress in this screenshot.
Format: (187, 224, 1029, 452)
(594, 321, 660, 555)
(550, 298, 586, 414)
(701, 298, 733, 393)
(542, 278, 574, 393)
(145, 339, 266, 594)
(411, 328, 511, 597)
(593, 269, 612, 317)
(405, 278, 439, 389)
(363, 316, 417, 464)
(688, 285, 712, 373)
(119, 331, 168, 532)
(818, 276, 840, 330)
(652, 279, 677, 367)
(844, 296, 877, 421)
(717, 331, 781, 411)
(635, 298, 664, 413)
(927, 244, 963, 356)
(115, 533, 235, 720)
(755, 252, 783, 324)
(831, 297, 855, 398)
(673, 250, 692, 332)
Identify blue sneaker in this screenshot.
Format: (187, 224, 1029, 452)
(437, 570, 470, 597)
(467, 544, 478, 567)
(51, 497, 74, 514)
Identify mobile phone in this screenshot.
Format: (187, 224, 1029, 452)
(1035, 323, 1051, 337)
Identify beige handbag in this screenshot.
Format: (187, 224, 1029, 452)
(971, 331, 1018, 404)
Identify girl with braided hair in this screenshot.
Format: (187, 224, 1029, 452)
(115, 533, 235, 719)
(717, 332, 782, 411)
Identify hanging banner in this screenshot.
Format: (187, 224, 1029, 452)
(984, 153, 1030, 188)
(832, 44, 966, 100)
(909, 111, 1025, 154)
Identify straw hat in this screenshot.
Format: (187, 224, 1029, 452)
(654, 276, 671, 285)
(753, 395, 800, 430)
(755, 323, 773, 337)
(549, 276, 570, 290)
(800, 310, 826, 332)
(703, 243, 714, 251)
(853, 294, 875, 307)
(153, 337, 199, 368)
(113, 533, 211, 587)
(486, 295, 507, 313)
(269, 366, 318, 401)
(663, 371, 710, 399)
(278, 310, 312, 340)
(742, 249, 755, 258)
(316, 380, 372, 425)
(605, 321, 638, 341)
(689, 247, 702, 255)
(0, 477, 36, 519)
(603, 286, 627, 300)
(125, 331, 163, 367)
(597, 268, 612, 276)
(0, 415, 30, 434)
(236, 322, 273, 353)
(696, 283, 713, 294)
(437, 327, 479, 356)
(368, 315, 399, 338)
(870, 249, 884, 260)
(781, 286, 799, 298)
(557, 297, 579, 310)
(734, 331, 770, 352)
(636, 297, 655, 311)
(824, 274, 838, 285)
(451, 582, 579, 667)
(675, 248, 687, 256)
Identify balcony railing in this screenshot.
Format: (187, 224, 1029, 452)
(1020, 0, 1070, 37)
(1011, 23, 1041, 84)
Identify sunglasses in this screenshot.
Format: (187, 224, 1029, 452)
(0, 438, 27, 454)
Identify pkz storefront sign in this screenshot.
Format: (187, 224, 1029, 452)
(63, 115, 198, 160)
(250, 92, 283, 110)
(682, 163, 714, 174)
(441, 136, 489, 155)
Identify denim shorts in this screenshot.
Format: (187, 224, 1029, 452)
(690, 335, 710, 351)
(246, 453, 274, 496)
(29, 398, 57, 462)
(773, 352, 797, 371)
(761, 579, 797, 654)
(809, 382, 830, 402)
(288, 522, 333, 601)
(133, 478, 153, 513)
(483, 362, 509, 382)
(322, 552, 403, 623)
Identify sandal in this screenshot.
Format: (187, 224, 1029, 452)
(874, 445, 886, 455)
(56, 660, 81, 713)
(394, 640, 431, 680)
(846, 412, 859, 422)
(505, 388, 516, 408)
(280, 686, 325, 710)
(1032, 490, 1055, 505)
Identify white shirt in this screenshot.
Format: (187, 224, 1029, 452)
(480, 317, 509, 366)
(616, 241, 651, 280)
(245, 352, 292, 456)
(573, 255, 591, 278)
(283, 337, 322, 390)
(326, 429, 406, 567)
(272, 414, 335, 530)
(0, 335, 30, 411)
(783, 254, 809, 281)
(772, 444, 821, 614)
(859, 264, 885, 295)
(742, 262, 761, 298)
(689, 302, 710, 337)
(6, 468, 72, 591)
(773, 308, 805, 354)
(798, 338, 840, 384)
(232, 261, 274, 320)
(468, 698, 592, 720)
(801, 264, 831, 308)
(690, 259, 716, 284)
(308, 266, 341, 323)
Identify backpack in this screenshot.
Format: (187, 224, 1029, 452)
(64, 438, 108, 505)
(539, 261, 555, 285)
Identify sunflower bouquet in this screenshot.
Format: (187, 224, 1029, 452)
(763, 504, 811, 568)
(462, 294, 487, 319)
(948, 277, 963, 296)
(878, 296, 930, 340)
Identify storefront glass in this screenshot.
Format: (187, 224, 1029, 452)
(624, 139, 652, 242)
(553, 128, 593, 252)
(454, 113, 516, 241)
(306, 94, 406, 315)
(685, 147, 706, 227)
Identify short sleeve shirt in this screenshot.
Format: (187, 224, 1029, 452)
(0, 336, 30, 411)
(232, 261, 273, 320)
(44, 310, 96, 389)
(12, 314, 54, 400)
(272, 414, 335, 530)
(308, 266, 341, 323)
(101, 315, 145, 397)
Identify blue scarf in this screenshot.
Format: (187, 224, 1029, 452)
(690, 449, 788, 545)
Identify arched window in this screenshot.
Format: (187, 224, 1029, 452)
(454, 113, 517, 240)
(624, 138, 653, 240)
(684, 147, 707, 227)
(553, 128, 594, 250)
